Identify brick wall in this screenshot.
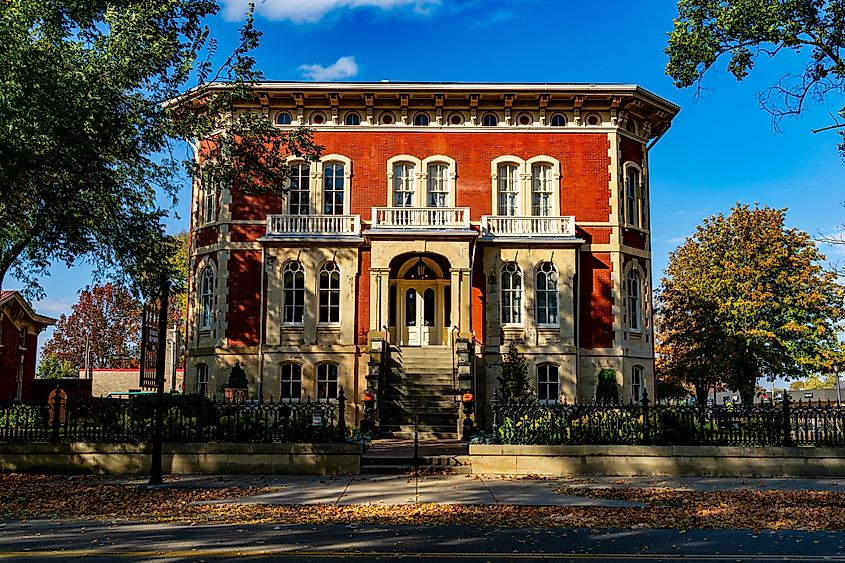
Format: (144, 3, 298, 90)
(579, 253, 614, 349)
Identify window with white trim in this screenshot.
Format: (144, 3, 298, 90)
(497, 164, 520, 216)
(531, 164, 553, 216)
(625, 165, 642, 228)
(283, 261, 305, 325)
(196, 363, 208, 397)
(15, 362, 23, 402)
(536, 262, 559, 325)
(426, 163, 449, 208)
(323, 162, 345, 215)
(317, 363, 339, 401)
(199, 268, 214, 330)
(537, 364, 560, 404)
(627, 270, 641, 332)
(280, 363, 302, 402)
(632, 366, 644, 402)
(501, 262, 522, 325)
(392, 163, 415, 207)
(288, 163, 311, 215)
(319, 262, 341, 324)
(18, 327, 26, 349)
(202, 169, 217, 224)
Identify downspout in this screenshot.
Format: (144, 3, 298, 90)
(574, 246, 581, 403)
(257, 245, 266, 402)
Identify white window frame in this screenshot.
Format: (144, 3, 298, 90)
(282, 261, 306, 325)
(196, 363, 209, 397)
(287, 162, 312, 215)
(627, 269, 641, 332)
(413, 113, 430, 126)
(481, 113, 499, 127)
(318, 262, 341, 325)
(317, 363, 339, 402)
(18, 326, 27, 350)
(491, 156, 560, 217)
(535, 262, 559, 326)
(500, 262, 523, 326)
(322, 162, 346, 215)
(201, 168, 217, 225)
(530, 163, 554, 216)
(199, 267, 214, 331)
(497, 164, 520, 216)
(537, 364, 560, 404)
(632, 365, 644, 402)
(387, 155, 421, 208)
(624, 163, 644, 228)
(280, 363, 302, 402)
(421, 155, 456, 208)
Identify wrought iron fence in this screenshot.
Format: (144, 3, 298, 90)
(0, 387, 348, 444)
(489, 389, 845, 447)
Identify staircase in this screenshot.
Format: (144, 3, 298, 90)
(379, 346, 459, 440)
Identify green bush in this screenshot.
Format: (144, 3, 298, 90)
(595, 369, 620, 404)
(0, 404, 41, 428)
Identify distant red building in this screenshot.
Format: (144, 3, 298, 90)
(0, 291, 56, 402)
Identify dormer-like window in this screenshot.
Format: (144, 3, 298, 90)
(344, 112, 361, 125)
(627, 270, 641, 332)
(497, 164, 520, 216)
(482, 113, 498, 127)
(276, 111, 292, 125)
(413, 113, 430, 126)
(531, 164, 553, 216)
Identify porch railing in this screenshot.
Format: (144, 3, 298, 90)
(266, 214, 361, 237)
(371, 207, 471, 229)
(480, 215, 576, 237)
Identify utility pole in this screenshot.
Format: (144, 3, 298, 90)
(149, 278, 170, 486)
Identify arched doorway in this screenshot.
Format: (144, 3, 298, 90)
(389, 255, 451, 346)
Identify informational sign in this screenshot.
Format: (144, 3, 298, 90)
(47, 388, 68, 426)
(312, 414, 323, 427)
(139, 303, 159, 389)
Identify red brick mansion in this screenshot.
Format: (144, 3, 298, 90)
(184, 82, 679, 436)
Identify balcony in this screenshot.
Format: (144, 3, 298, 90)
(371, 207, 471, 230)
(266, 214, 361, 237)
(480, 215, 576, 238)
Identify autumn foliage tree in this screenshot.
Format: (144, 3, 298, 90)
(42, 284, 142, 370)
(655, 204, 845, 404)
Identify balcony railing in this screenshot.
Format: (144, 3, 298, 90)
(480, 215, 576, 237)
(371, 207, 471, 229)
(266, 214, 361, 237)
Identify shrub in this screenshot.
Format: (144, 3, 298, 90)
(595, 369, 620, 404)
(497, 346, 532, 401)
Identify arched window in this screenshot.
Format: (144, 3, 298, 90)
(288, 163, 311, 215)
(501, 262, 522, 325)
(283, 261, 305, 325)
(202, 169, 216, 224)
(632, 366, 644, 402)
(482, 113, 498, 127)
(627, 270, 641, 332)
(319, 262, 341, 324)
(550, 114, 566, 127)
(392, 163, 415, 207)
(323, 162, 345, 215)
(413, 113, 430, 126)
(531, 164, 553, 216)
(497, 164, 519, 216)
(344, 112, 361, 125)
(276, 111, 292, 125)
(280, 363, 302, 402)
(536, 262, 558, 325)
(537, 364, 560, 404)
(199, 268, 214, 330)
(196, 364, 208, 397)
(427, 163, 449, 208)
(317, 363, 339, 401)
(625, 165, 642, 228)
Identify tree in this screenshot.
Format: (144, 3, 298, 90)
(36, 355, 78, 379)
(595, 369, 620, 404)
(0, 2, 321, 298)
(666, 0, 845, 156)
(41, 284, 142, 369)
(656, 204, 845, 404)
(789, 373, 839, 390)
(497, 346, 532, 401)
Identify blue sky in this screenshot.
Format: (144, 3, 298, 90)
(13, 0, 845, 361)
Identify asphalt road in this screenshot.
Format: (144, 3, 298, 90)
(2, 521, 845, 562)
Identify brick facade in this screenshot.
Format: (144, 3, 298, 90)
(0, 292, 56, 402)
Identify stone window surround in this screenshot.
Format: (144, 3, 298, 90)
(623, 259, 648, 335)
(537, 363, 561, 404)
(623, 161, 646, 229)
(490, 155, 561, 217)
(386, 154, 457, 208)
(282, 154, 353, 216)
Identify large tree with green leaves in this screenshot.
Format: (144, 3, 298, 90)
(656, 204, 845, 404)
(666, 0, 845, 156)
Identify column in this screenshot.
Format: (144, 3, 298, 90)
(452, 268, 473, 340)
(368, 268, 390, 341)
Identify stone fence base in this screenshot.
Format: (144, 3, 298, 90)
(0, 443, 362, 475)
(470, 445, 845, 478)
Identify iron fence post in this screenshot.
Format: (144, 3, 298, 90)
(641, 388, 651, 446)
(782, 392, 794, 447)
(50, 384, 62, 444)
(490, 388, 501, 443)
(337, 386, 347, 442)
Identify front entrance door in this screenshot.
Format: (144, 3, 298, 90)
(404, 286, 436, 346)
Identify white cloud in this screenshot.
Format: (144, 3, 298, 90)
(221, 0, 439, 23)
(298, 56, 359, 81)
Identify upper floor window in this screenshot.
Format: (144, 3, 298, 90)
(550, 114, 566, 127)
(200, 267, 214, 330)
(323, 163, 345, 215)
(319, 262, 341, 324)
(317, 363, 339, 402)
(413, 113, 430, 126)
(427, 163, 449, 208)
(18, 327, 26, 349)
(497, 164, 520, 216)
(288, 163, 311, 215)
(536, 262, 559, 325)
(627, 270, 641, 332)
(482, 113, 498, 127)
(276, 111, 292, 125)
(344, 112, 361, 125)
(537, 364, 560, 404)
(531, 164, 553, 216)
(280, 363, 302, 402)
(392, 163, 415, 207)
(632, 366, 644, 402)
(625, 165, 642, 228)
(201, 169, 217, 224)
(501, 262, 522, 325)
(196, 364, 208, 397)
(283, 261, 305, 325)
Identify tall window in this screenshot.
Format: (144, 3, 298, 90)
(632, 366, 644, 402)
(319, 262, 341, 324)
(427, 164, 449, 207)
(15, 362, 23, 402)
(317, 363, 338, 401)
(625, 166, 641, 227)
(202, 170, 216, 224)
(323, 163, 345, 215)
(536, 262, 559, 325)
(393, 163, 415, 207)
(199, 268, 214, 330)
(501, 262, 522, 325)
(18, 327, 26, 349)
(283, 261, 305, 324)
(0, 313, 4, 346)
(537, 364, 560, 404)
(288, 163, 311, 215)
(627, 270, 641, 332)
(280, 363, 302, 402)
(531, 164, 553, 216)
(196, 364, 208, 397)
(497, 165, 519, 216)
